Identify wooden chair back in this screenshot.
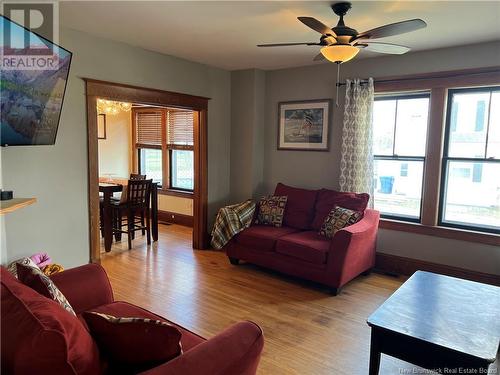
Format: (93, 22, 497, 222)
(130, 173, 146, 180)
(126, 179, 152, 207)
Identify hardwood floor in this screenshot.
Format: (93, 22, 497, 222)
(99, 224, 495, 375)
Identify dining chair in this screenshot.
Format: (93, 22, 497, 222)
(129, 173, 146, 180)
(111, 179, 152, 249)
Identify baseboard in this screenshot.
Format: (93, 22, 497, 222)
(158, 210, 193, 227)
(375, 253, 500, 286)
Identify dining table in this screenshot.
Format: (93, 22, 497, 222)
(99, 180, 159, 252)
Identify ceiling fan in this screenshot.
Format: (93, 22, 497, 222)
(257, 2, 426, 64)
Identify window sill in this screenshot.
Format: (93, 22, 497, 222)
(379, 219, 500, 246)
(158, 188, 193, 199)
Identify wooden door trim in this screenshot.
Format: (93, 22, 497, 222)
(84, 78, 209, 262)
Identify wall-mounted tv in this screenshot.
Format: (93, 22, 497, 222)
(1, 15, 72, 146)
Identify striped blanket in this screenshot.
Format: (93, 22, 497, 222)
(210, 200, 256, 249)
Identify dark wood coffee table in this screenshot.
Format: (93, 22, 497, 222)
(367, 271, 500, 374)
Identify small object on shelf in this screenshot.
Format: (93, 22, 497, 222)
(0, 190, 14, 200)
(0, 198, 37, 215)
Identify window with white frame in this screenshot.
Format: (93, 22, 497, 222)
(439, 87, 500, 233)
(372, 94, 430, 221)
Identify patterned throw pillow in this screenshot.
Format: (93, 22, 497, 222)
(319, 206, 362, 239)
(82, 311, 183, 373)
(256, 195, 288, 227)
(16, 263, 76, 316)
(6, 257, 39, 278)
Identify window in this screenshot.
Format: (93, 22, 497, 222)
(372, 94, 430, 221)
(134, 108, 194, 192)
(138, 148, 162, 185)
(135, 110, 163, 186)
(167, 110, 194, 191)
(440, 87, 500, 233)
(170, 150, 194, 190)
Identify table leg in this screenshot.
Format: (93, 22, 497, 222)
(151, 183, 158, 242)
(369, 329, 381, 375)
(103, 191, 113, 252)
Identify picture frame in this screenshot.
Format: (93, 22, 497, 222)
(277, 99, 331, 151)
(97, 114, 106, 140)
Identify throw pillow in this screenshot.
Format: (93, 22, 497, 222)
(319, 206, 363, 239)
(6, 256, 39, 278)
(256, 195, 288, 227)
(82, 311, 183, 373)
(16, 263, 76, 316)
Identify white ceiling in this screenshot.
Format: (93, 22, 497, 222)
(60, 1, 500, 71)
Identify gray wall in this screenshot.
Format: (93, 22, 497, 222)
(1, 28, 231, 267)
(251, 42, 500, 275)
(230, 69, 266, 202)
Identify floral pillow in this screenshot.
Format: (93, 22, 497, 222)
(319, 206, 362, 239)
(255, 195, 288, 227)
(16, 263, 76, 316)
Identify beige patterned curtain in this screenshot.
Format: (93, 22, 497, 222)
(339, 78, 374, 207)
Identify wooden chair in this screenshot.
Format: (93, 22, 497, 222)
(111, 179, 152, 249)
(129, 173, 146, 180)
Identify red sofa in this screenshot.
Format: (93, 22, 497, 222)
(1, 263, 264, 374)
(225, 183, 380, 295)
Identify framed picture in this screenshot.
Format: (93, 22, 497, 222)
(277, 99, 331, 151)
(97, 114, 106, 139)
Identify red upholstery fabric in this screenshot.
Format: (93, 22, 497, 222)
(274, 183, 319, 230)
(311, 189, 370, 230)
(140, 321, 264, 375)
(226, 204, 380, 291)
(276, 231, 330, 265)
(50, 263, 114, 315)
(90, 301, 204, 353)
(0, 267, 100, 375)
(236, 225, 299, 251)
(82, 311, 182, 374)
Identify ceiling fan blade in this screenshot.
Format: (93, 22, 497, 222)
(355, 19, 426, 40)
(313, 53, 325, 61)
(359, 42, 410, 54)
(298, 16, 336, 37)
(257, 42, 319, 47)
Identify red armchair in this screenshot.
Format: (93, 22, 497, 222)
(225, 183, 380, 295)
(1, 264, 264, 375)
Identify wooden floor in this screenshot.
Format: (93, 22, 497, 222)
(99, 224, 487, 375)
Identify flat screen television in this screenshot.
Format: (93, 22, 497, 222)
(1, 15, 72, 146)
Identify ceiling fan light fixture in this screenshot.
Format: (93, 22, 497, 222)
(320, 44, 359, 63)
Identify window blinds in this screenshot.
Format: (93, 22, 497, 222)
(135, 110, 162, 149)
(135, 109, 194, 150)
(167, 110, 194, 150)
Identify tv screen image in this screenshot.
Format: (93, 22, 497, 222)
(1, 15, 72, 146)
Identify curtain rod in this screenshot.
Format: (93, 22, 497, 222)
(335, 69, 499, 87)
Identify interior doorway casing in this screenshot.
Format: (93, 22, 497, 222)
(84, 78, 209, 262)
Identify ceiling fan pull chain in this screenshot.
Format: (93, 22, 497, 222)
(336, 62, 341, 107)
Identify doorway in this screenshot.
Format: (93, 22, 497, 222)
(84, 79, 209, 262)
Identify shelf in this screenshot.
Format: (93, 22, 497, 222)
(0, 198, 37, 215)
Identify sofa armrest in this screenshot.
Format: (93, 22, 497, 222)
(327, 209, 380, 287)
(50, 263, 114, 314)
(139, 321, 264, 375)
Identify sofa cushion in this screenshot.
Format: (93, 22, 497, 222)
(275, 183, 319, 230)
(17, 263, 76, 316)
(255, 195, 287, 227)
(236, 225, 300, 252)
(311, 189, 369, 230)
(0, 267, 100, 375)
(275, 231, 330, 265)
(90, 301, 205, 353)
(82, 311, 182, 374)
